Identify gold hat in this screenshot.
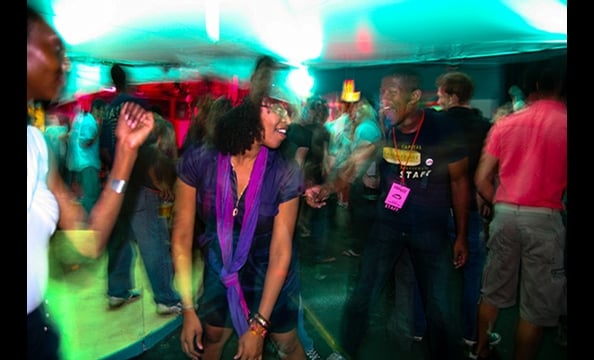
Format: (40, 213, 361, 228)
(340, 79, 360, 103)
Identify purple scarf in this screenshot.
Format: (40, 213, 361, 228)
(215, 147, 268, 336)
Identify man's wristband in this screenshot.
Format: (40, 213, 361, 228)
(110, 179, 127, 194)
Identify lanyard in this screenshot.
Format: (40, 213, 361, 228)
(392, 110, 425, 184)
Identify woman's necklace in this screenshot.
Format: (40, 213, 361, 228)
(233, 183, 249, 217)
(231, 160, 252, 217)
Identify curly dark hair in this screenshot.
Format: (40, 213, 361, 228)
(213, 98, 263, 155)
(213, 55, 287, 155)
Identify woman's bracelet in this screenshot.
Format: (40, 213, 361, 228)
(248, 318, 268, 338)
(251, 312, 271, 329)
(181, 304, 196, 312)
(110, 178, 127, 194)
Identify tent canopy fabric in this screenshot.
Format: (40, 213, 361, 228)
(28, 0, 567, 102)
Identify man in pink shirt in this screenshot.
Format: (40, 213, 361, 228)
(472, 58, 567, 360)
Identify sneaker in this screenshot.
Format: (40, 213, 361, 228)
(156, 302, 182, 315)
(462, 332, 502, 347)
(326, 352, 347, 360)
(468, 344, 501, 360)
(347, 249, 360, 257)
(488, 332, 501, 345)
(305, 348, 322, 360)
(316, 256, 336, 264)
(468, 350, 479, 360)
(108, 290, 141, 309)
(341, 249, 360, 257)
(300, 228, 312, 238)
(314, 272, 328, 280)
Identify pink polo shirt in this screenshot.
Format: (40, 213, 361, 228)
(484, 99, 567, 209)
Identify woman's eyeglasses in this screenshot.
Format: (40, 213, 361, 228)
(263, 99, 294, 120)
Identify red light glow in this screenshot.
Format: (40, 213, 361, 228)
(355, 28, 373, 55)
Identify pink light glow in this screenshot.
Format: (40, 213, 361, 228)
(355, 28, 373, 55)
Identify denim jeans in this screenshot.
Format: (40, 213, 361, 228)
(348, 180, 380, 254)
(407, 210, 486, 342)
(309, 204, 331, 262)
(387, 247, 423, 349)
(412, 280, 426, 337)
(107, 186, 180, 306)
(340, 220, 459, 360)
(448, 210, 486, 341)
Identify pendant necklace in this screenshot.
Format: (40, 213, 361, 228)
(233, 183, 249, 217)
(231, 160, 251, 217)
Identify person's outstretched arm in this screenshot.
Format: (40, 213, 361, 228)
(304, 141, 378, 208)
(48, 102, 154, 257)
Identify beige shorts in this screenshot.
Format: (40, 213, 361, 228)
(480, 204, 566, 326)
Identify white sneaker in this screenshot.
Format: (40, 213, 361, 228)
(156, 302, 182, 315)
(326, 352, 347, 360)
(305, 348, 322, 360)
(462, 332, 502, 347)
(108, 290, 141, 309)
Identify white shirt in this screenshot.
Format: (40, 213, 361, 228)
(27, 125, 59, 314)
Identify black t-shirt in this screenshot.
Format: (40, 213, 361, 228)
(286, 122, 330, 185)
(444, 107, 491, 210)
(100, 93, 147, 168)
(376, 109, 467, 230)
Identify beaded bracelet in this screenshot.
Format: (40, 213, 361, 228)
(249, 318, 268, 338)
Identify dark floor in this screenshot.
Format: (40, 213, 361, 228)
(132, 206, 568, 360)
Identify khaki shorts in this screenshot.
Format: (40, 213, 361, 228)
(480, 203, 567, 326)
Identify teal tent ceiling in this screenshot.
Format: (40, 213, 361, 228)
(28, 0, 566, 101)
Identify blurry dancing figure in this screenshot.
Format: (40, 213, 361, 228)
(287, 95, 335, 265)
(306, 66, 471, 360)
(172, 56, 306, 360)
(66, 102, 102, 213)
(105, 111, 182, 315)
(472, 59, 567, 360)
(435, 71, 498, 348)
(27, 5, 154, 359)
